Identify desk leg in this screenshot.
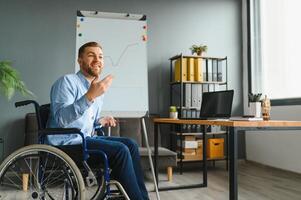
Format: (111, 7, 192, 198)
(154, 123, 159, 185)
(155, 122, 208, 191)
(202, 125, 207, 187)
(229, 127, 238, 200)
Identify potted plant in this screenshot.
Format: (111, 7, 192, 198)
(0, 61, 34, 100)
(248, 93, 262, 118)
(169, 106, 178, 119)
(190, 44, 208, 56)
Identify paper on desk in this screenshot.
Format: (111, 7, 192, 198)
(230, 116, 263, 121)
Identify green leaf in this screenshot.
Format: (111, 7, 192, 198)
(248, 93, 262, 102)
(0, 61, 34, 100)
(190, 44, 208, 55)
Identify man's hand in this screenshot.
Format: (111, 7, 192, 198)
(100, 116, 117, 127)
(86, 74, 113, 102)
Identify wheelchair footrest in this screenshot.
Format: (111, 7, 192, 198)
(107, 180, 130, 200)
(106, 195, 127, 200)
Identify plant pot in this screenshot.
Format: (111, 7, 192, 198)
(196, 51, 204, 56)
(249, 102, 262, 118)
(169, 111, 178, 119)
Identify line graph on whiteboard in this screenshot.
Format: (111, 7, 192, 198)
(75, 11, 149, 117)
(104, 42, 139, 67)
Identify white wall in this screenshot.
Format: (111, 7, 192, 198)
(245, 106, 301, 173)
(0, 0, 243, 158)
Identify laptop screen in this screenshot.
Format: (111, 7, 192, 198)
(199, 90, 234, 119)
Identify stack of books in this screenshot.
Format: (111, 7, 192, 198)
(177, 135, 203, 160)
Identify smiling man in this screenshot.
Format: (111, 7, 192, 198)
(47, 42, 149, 200)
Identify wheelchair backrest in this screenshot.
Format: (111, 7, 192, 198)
(39, 104, 50, 130)
(15, 100, 50, 131)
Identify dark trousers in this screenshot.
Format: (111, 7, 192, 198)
(86, 136, 149, 200)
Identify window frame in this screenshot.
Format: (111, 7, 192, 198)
(247, 0, 301, 106)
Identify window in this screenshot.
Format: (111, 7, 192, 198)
(249, 0, 301, 104)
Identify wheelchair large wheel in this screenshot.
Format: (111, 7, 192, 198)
(0, 144, 85, 200)
(84, 160, 106, 200)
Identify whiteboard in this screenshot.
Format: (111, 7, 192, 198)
(76, 11, 149, 117)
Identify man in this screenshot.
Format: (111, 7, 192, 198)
(47, 41, 149, 200)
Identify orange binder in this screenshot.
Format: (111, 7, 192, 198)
(174, 58, 187, 82)
(194, 58, 203, 82)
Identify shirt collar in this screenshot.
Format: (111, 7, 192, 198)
(76, 71, 90, 88)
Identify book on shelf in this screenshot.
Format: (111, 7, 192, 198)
(187, 58, 195, 81)
(191, 84, 202, 108)
(177, 140, 198, 149)
(171, 84, 191, 107)
(174, 58, 187, 81)
(217, 60, 224, 82)
(212, 59, 218, 81)
(230, 116, 263, 121)
(194, 58, 203, 82)
(184, 84, 191, 107)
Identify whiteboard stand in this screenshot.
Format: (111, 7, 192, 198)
(141, 115, 160, 200)
(107, 126, 111, 137)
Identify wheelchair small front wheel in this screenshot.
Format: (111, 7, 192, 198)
(0, 144, 85, 200)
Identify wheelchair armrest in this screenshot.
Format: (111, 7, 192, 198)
(39, 128, 91, 160)
(40, 128, 81, 134)
(39, 128, 85, 142)
(95, 127, 105, 136)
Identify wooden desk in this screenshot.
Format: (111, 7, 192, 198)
(153, 118, 301, 200)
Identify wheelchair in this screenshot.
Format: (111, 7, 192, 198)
(0, 100, 130, 200)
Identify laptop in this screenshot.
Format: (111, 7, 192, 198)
(199, 90, 234, 120)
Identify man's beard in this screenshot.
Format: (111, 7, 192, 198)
(87, 66, 101, 77)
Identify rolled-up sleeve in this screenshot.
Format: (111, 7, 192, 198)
(51, 76, 92, 127)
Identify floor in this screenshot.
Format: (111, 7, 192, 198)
(146, 161, 301, 200)
(1, 161, 300, 199)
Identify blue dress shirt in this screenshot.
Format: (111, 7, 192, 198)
(46, 71, 104, 145)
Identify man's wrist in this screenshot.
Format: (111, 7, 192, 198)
(85, 93, 94, 102)
(98, 117, 103, 126)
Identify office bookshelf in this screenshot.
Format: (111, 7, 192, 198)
(169, 54, 229, 173)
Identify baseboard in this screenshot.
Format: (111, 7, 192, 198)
(245, 159, 301, 176)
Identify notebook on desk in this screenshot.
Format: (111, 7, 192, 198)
(199, 90, 234, 120)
